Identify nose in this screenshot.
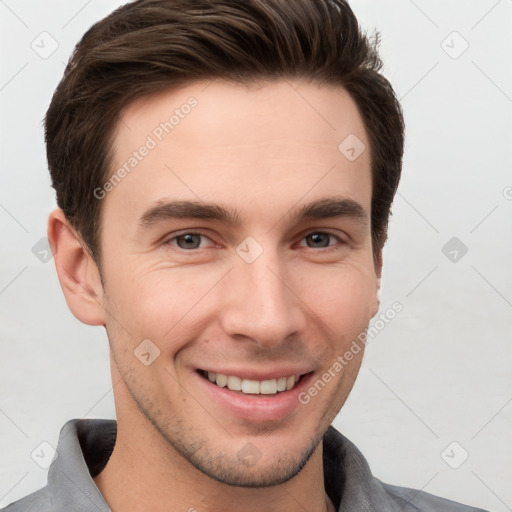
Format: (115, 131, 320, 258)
(218, 248, 306, 348)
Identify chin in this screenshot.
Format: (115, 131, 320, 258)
(183, 435, 321, 488)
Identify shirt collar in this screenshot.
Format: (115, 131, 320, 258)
(47, 419, 113, 512)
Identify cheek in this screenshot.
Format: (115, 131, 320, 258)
(104, 264, 223, 350)
(295, 263, 376, 335)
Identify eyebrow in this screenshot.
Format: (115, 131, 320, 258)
(139, 200, 241, 227)
(139, 197, 367, 228)
(292, 197, 367, 225)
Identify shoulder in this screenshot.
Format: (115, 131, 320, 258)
(381, 481, 490, 512)
(1, 487, 52, 512)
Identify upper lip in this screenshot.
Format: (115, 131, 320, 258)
(198, 367, 313, 381)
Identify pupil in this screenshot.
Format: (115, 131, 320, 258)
(178, 234, 200, 249)
(308, 233, 329, 248)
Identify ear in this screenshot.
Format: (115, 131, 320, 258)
(370, 251, 383, 318)
(47, 209, 106, 326)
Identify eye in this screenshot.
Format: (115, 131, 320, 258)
(167, 232, 213, 250)
(299, 232, 342, 249)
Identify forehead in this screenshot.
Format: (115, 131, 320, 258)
(105, 79, 371, 225)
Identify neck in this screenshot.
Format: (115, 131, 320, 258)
(94, 392, 333, 512)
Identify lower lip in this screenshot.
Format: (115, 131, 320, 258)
(195, 371, 313, 422)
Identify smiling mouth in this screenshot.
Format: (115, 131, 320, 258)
(198, 370, 307, 395)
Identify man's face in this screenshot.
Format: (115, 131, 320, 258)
(98, 79, 379, 486)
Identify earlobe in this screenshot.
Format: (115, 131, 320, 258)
(47, 209, 106, 326)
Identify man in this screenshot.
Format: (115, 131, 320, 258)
(2, 0, 488, 511)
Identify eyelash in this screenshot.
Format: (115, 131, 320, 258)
(164, 230, 347, 252)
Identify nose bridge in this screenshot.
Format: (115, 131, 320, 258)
(219, 246, 303, 346)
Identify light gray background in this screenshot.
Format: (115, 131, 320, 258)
(1, 0, 511, 510)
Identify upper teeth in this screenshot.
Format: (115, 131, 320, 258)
(207, 372, 300, 394)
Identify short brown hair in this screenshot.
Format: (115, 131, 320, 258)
(45, 0, 404, 266)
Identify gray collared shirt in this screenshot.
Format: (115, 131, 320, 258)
(2, 419, 488, 512)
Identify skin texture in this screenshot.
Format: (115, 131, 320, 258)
(48, 79, 380, 512)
